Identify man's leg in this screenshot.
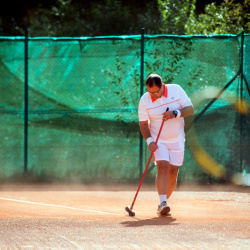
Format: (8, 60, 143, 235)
(156, 160, 170, 196)
(156, 160, 171, 215)
(167, 164, 180, 199)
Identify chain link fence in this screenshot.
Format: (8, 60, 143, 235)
(0, 32, 249, 183)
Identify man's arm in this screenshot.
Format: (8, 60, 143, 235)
(139, 121, 158, 153)
(139, 121, 151, 140)
(178, 105, 194, 117)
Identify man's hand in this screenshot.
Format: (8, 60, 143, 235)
(162, 110, 175, 121)
(162, 106, 194, 121)
(148, 142, 158, 153)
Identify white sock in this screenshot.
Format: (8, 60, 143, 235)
(159, 194, 167, 204)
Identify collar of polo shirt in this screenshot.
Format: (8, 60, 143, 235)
(151, 84, 168, 102)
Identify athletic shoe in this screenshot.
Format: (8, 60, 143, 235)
(157, 201, 171, 215)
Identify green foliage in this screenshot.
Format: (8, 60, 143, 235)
(1, 0, 249, 36)
(157, 0, 196, 34)
(188, 65, 204, 87)
(103, 38, 204, 118)
(186, 0, 250, 34)
(145, 39, 194, 84)
(0, 0, 162, 36)
(103, 50, 140, 116)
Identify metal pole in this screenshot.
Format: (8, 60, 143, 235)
(240, 31, 244, 172)
(139, 28, 145, 178)
(24, 26, 29, 176)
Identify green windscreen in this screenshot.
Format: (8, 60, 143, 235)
(0, 33, 249, 183)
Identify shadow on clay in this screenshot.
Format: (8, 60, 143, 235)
(121, 216, 179, 227)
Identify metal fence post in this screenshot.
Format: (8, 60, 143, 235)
(24, 26, 29, 176)
(139, 28, 145, 178)
(240, 31, 244, 172)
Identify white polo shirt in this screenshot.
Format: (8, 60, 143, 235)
(138, 84, 193, 143)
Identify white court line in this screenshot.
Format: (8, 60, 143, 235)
(0, 197, 122, 216)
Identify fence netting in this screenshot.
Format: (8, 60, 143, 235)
(0, 33, 249, 183)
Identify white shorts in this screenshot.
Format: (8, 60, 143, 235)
(154, 139, 185, 166)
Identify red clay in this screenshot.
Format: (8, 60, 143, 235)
(0, 183, 249, 249)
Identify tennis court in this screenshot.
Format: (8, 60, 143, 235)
(0, 183, 249, 249)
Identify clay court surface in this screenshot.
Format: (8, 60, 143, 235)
(0, 183, 249, 249)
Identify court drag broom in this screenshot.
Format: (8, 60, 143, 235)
(125, 108, 169, 216)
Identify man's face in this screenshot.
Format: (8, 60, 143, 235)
(147, 84, 163, 99)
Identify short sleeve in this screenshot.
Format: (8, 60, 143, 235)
(138, 98, 149, 121)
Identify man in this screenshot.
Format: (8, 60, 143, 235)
(138, 74, 194, 215)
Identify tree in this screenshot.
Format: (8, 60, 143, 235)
(157, 0, 196, 34)
(0, 0, 163, 36)
(185, 0, 250, 34)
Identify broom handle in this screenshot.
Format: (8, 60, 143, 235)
(130, 108, 169, 209)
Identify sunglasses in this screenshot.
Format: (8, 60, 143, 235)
(147, 86, 162, 94)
